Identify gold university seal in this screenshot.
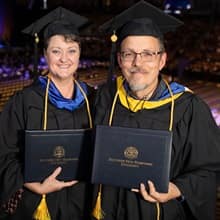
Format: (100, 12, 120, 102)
(53, 146, 65, 159)
(124, 146, 138, 160)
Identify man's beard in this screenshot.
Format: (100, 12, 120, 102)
(129, 81, 148, 92)
(127, 67, 148, 92)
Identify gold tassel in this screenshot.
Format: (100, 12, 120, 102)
(110, 31, 118, 43)
(33, 194, 51, 220)
(92, 185, 105, 220)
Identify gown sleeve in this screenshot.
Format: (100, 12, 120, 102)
(0, 92, 26, 203)
(172, 95, 220, 220)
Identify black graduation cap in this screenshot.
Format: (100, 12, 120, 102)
(100, 0, 183, 42)
(22, 7, 89, 74)
(22, 6, 88, 40)
(99, 0, 183, 83)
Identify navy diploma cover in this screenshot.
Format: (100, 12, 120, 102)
(92, 125, 172, 193)
(24, 129, 92, 182)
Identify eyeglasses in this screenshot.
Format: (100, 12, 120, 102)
(120, 50, 163, 62)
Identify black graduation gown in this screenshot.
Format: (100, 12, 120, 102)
(92, 79, 220, 220)
(0, 80, 93, 220)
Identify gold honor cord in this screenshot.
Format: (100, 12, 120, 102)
(33, 76, 93, 220)
(107, 77, 175, 220)
(163, 79, 174, 132)
(43, 77, 93, 130)
(74, 79, 93, 129)
(43, 76, 50, 131)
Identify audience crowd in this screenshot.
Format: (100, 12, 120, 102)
(0, 17, 219, 81)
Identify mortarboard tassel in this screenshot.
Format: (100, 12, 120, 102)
(107, 31, 118, 83)
(92, 184, 105, 220)
(33, 194, 51, 220)
(33, 33, 39, 76)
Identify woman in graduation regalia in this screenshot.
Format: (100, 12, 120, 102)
(0, 7, 93, 220)
(92, 1, 220, 220)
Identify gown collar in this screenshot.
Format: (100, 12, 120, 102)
(38, 75, 88, 111)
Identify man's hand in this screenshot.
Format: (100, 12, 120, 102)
(132, 180, 181, 203)
(24, 167, 78, 195)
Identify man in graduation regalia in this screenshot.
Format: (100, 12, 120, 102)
(92, 1, 220, 220)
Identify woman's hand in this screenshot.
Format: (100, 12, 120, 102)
(24, 167, 78, 195)
(132, 181, 181, 203)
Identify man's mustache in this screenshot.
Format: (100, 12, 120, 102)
(129, 68, 147, 74)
